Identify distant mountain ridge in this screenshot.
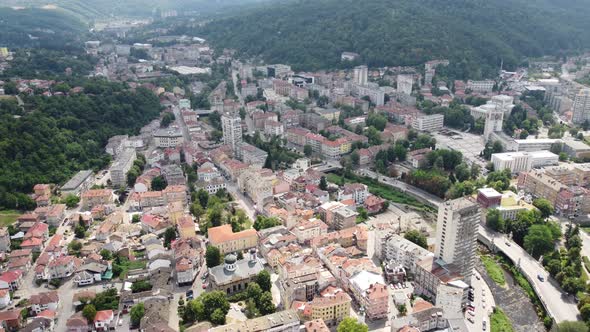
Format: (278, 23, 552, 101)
(191, 0, 590, 77)
(0, 0, 273, 21)
(0, 7, 87, 50)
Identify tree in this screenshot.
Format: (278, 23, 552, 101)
(397, 304, 407, 316)
(486, 209, 505, 232)
(470, 163, 481, 179)
(131, 280, 153, 293)
(245, 298, 260, 318)
(160, 112, 175, 127)
(132, 214, 141, 223)
(258, 291, 276, 315)
(337, 317, 369, 332)
(304, 144, 312, 157)
(130, 303, 145, 327)
(164, 227, 177, 248)
(200, 291, 230, 323)
(319, 176, 328, 190)
(82, 304, 97, 322)
(256, 270, 272, 292)
(350, 150, 360, 166)
(454, 163, 470, 182)
(197, 189, 209, 209)
(151, 175, 168, 191)
(524, 224, 556, 259)
(206, 245, 221, 268)
(533, 198, 554, 219)
(190, 203, 205, 222)
(63, 194, 80, 208)
(74, 225, 86, 239)
(253, 215, 281, 231)
(247, 282, 263, 303)
(580, 304, 590, 321)
(357, 207, 368, 222)
(207, 206, 223, 227)
(210, 308, 226, 325)
(557, 321, 589, 332)
(404, 230, 428, 249)
(100, 249, 112, 261)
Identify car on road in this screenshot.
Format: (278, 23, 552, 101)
(475, 274, 481, 280)
(537, 274, 545, 282)
(505, 241, 511, 246)
(483, 321, 487, 331)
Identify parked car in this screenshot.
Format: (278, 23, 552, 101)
(186, 290, 194, 300)
(202, 283, 208, 289)
(467, 317, 474, 324)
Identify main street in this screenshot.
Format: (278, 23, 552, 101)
(479, 226, 579, 323)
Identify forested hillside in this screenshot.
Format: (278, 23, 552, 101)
(0, 0, 273, 21)
(0, 81, 161, 209)
(191, 0, 590, 77)
(0, 7, 87, 50)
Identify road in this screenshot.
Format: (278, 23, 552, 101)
(465, 270, 494, 332)
(172, 106, 191, 143)
(357, 168, 443, 207)
(231, 70, 244, 106)
(225, 181, 257, 221)
(479, 226, 579, 323)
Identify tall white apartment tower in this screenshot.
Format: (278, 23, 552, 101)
(435, 197, 481, 282)
(221, 112, 243, 151)
(397, 74, 414, 95)
(353, 65, 368, 86)
(572, 89, 590, 124)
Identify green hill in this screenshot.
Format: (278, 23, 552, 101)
(191, 0, 590, 78)
(0, 0, 273, 21)
(0, 7, 87, 49)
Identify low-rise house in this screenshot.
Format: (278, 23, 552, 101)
(177, 215, 196, 239)
(0, 309, 23, 330)
(29, 291, 59, 314)
(66, 313, 90, 332)
(364, 195, 386, 214)
(0, 270, 23, 291)
(94, 310, 114, 331)
(0, 228, 10, 252)
(141, 214, 170, 235)
(46, 204, 66, 226)
(0, 289, 10, 309)
(47, 255, 78, 279)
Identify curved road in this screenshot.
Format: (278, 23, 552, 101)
(479, 226, 579, 323)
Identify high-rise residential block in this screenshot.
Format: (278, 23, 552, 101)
(435, 197, 481, 281)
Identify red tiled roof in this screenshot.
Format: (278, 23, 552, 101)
(94, 310, 113, 322)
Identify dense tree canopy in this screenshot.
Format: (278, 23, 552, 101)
(193, 0, 590, 75)
(0, 81, 160, 209)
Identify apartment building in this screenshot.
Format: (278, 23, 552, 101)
(81, 189, 112, 209)
(153, 127, 184, 148)
(380, 233, 433, 273)
(518, 170, 567, 206)
(466, 80, 494, 93)
(109, 148, 136, 187)
(221, 112, 243, 151)
(60, 170, 94, 196)
(435, 197, 481, 281)
(411, 114, 444, 132)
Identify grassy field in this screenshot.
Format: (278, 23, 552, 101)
(325, 173, 433, 210)
(491, 308, 515, 332)
(481, 255, 506, 286)
(0, 210, 21, 227)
